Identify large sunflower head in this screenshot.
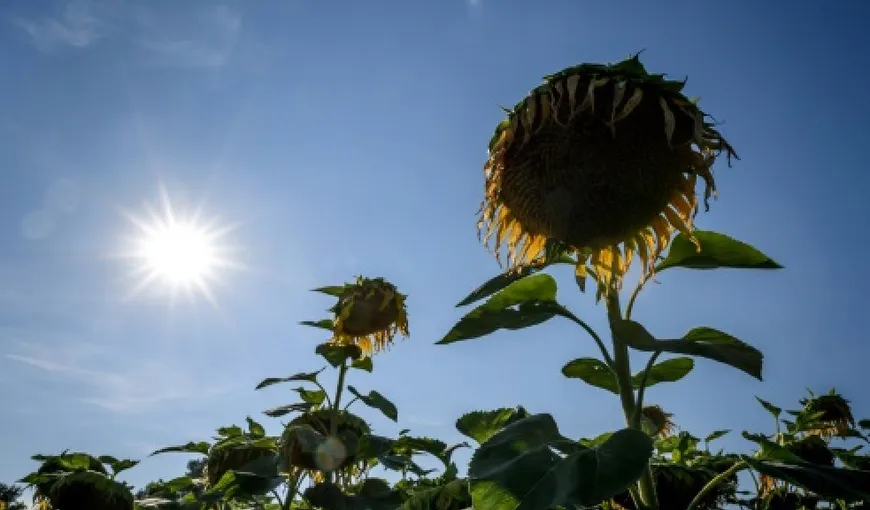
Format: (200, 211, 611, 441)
(326, 276, 409, 356)
(478, 53, 737, 294)
(800, 389, 855, 438)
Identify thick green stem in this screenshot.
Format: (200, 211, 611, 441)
(685, 460, 748, 510)
(606, 293, 658, 510)
(326, 362, 349, 485)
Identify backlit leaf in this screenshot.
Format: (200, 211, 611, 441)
(348, 386, 398, 422)
(439, 275, 561, 345)
(316, 343, 363, 367)
(742, 456, 870, 502)
(468, 414, 653, 510)
(456, 406, 530, 445)
(255, 369, 324, 390)
(562, 358, 619, 394)
(150, 442, 211, 457)
(657, 231, 782, 272)
(612, 320, 763, 381)
(631, 357, 694, 389)
(755, 397, 783, 419)
(456, 251, 575, 307)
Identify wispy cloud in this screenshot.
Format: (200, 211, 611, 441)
(134, 5, 242, 69)
(15, 0, 106, 52)
(5, 338, 229, 415)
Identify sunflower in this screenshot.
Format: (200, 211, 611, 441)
(612, 463, 737, 510)
(327, 277, 409, 356)
(800, 390, 855, 438)
(281, 410, 371, 473)
(641, 405, 675, 438)
(478, 54, 737, 294)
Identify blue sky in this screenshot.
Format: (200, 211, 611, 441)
(1, 0, 869, 495)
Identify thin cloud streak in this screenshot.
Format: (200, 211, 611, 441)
(15, 0, 106, 52)
(5, 346, 229, 415)
(133, 5, 242, 69)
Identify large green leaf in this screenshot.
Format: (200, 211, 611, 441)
(439, 274, 561, 344)
(456, 406, 530, 445)
(562, 358, 619, 394)
(612, 320, 763, 381)
(468, 414, 653, 510)
(742, 456, 870, 502)
(348, 386, 398, 422)
(630, 357, 694, 389)
(456, 251, 575, 307)
(255, 369, 324, 390)
(316, 343, 363, 367)
(657, 231, 783, 272)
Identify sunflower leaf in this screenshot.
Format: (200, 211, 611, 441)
(631, 357, 694, 389)
(456, 253, 574, 307)
(612, 320, 763, 381)
(704, 429, 731, 443)
(741, 456, 870, 502)
(657, 230, 783, 272)
(440, 274, 562, 344)
(351, 357, 374, 372)
(255, 368, 324, 390)
(312, 285, 345, 297)
(316, 343, 363, 367)
(755, 397, 783, 419)
(300, 319, 335, 332)
(562, 358, 619, 394)
(348, 386, 398, 422)
(150, 442, 211, 457)
(263, 402, 313, 418)
(294, 387, 327, 406)
(455, 406, 531, 445)
(468, 414, 652, 510)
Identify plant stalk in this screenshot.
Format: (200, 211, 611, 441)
(605, 292, 658, 510)
(325, 361, 349, 485)
(685, 460, 748, 510)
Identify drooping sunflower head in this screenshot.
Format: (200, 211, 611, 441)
(281, 410, 371, 473)
(800, 389, 855, 438)
(612, 463, 736, 510)
(325, 276, 409, 356)
(478, 53, 737, 294)
(641, 405, 675, 438)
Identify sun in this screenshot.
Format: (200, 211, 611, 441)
(120, 188, 239, 304)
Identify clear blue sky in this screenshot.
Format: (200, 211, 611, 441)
(1, 0, 869, 494)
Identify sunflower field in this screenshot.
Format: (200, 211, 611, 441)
(9, 54, 870, 510)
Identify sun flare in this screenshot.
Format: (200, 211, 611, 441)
(120, 188, 239, 304)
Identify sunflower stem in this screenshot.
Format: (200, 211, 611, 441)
(631, 351, 662, 427)
(326, 361, 349, 485)
(605, 292, 658, 510)
(685, 460, 747, 510)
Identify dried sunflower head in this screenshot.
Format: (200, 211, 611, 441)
(478, 54, 737, 295)
(326, 276, 409, 356)
(641, 405, 675, 438)
(800, 389, 855, 438)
